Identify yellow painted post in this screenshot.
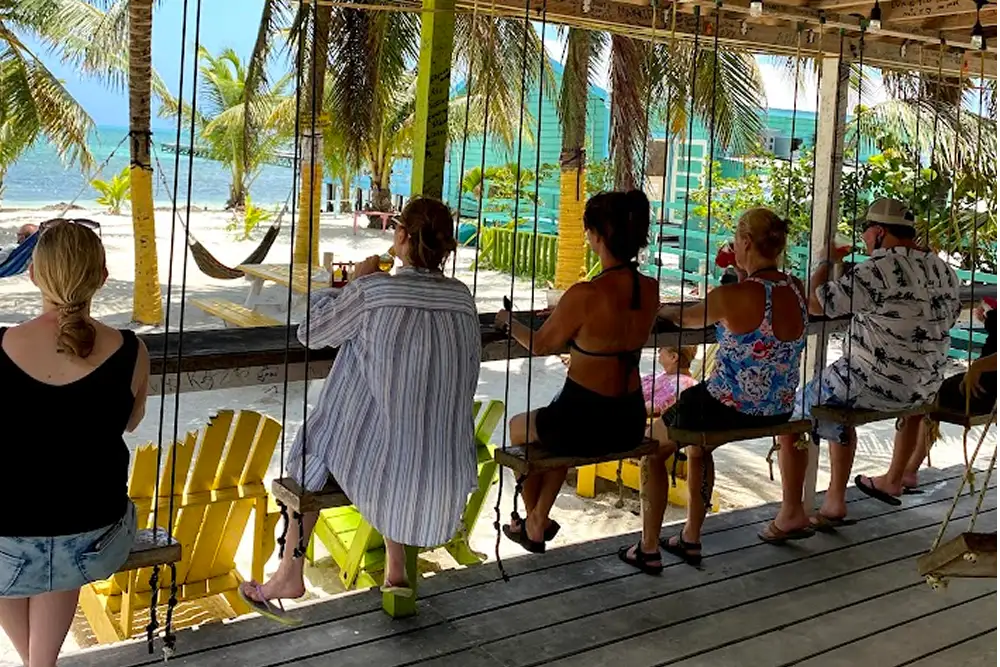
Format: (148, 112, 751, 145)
(410, 0, 455, 199)
(382, 545, 420, 618)
(555, 167, 588, 288)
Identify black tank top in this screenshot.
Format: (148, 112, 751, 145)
(0, 328, 137, 537)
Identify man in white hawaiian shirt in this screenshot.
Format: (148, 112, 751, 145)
(764, 198, 961, 543)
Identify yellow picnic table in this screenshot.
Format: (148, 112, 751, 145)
(237, 263, 330, 311)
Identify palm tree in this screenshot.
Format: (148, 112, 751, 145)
(0, 0, 104, 201)
(159, 47, 294, 210)
(552, 28, 594, 289)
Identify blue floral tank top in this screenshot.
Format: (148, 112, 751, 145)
(705, 277, 807, 416)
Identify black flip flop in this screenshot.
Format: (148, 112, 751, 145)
(855, 474, 903, 507)
(617, 543, 663, 575)
(659, 533, 702, 566)
(510, 513, 560, 542)
(503, 523, 545, 554)
(902, 486, 924, 495)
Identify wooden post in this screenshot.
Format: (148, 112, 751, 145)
(803, 56, 850, 511)
(382, 545, 420, 618)
(410, 0, 455, 199)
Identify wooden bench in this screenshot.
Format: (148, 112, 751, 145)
(929, 408, 997, 429)
(191, 298, 281, 328)
(116, 528, 182, 572)
(494, 439, 660, 476)
(271, 477, 351, 514)
(918, 532, 997, 580)
(668, 419, 813, 448)
(811, 404, 932, 427)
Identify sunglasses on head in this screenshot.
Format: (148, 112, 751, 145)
(40, 218, 102, 237)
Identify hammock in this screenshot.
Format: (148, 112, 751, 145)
(0, 233, 39, 278)
(187, 215, 284, 280)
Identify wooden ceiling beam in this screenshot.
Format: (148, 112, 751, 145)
(450, 0, 995, 76)
(682, 0, 996, 51)
(920, 7, 997, 29)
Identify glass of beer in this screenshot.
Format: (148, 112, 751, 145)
(379, 246, 396, 272)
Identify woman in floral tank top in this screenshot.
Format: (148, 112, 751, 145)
(620, 208, 807, 576)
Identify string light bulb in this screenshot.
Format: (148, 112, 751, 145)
(869, 0, 882, 32)
(749, 0, 763, 17)
(971, 18, 984, 49)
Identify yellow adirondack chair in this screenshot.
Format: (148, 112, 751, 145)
(79, 410, 282, 643)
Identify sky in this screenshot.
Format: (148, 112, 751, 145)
(26, 0, 886, 128)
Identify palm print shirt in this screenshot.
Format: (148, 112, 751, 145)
(816, 246, 961, 410)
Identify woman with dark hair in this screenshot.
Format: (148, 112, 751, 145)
(241, 197, 482, 615)
(620, 207, 808, 574)
(495, 190, 661, 554)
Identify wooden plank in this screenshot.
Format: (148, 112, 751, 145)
(669, 420, 811, 447)
(886, 0, 979, 21)
(271, 477, 351, 514)
(918, 532, 998, 578)
(271, 498, 996, 667)
(494, 439, 660, 475)
(117, 529, 182, 571)
(904, 630, 997, 667)
(541, 542, 991, 666)
(64, 467, 978, 667)
(791, 593, 997, 667)
(811, 403, 932, 426)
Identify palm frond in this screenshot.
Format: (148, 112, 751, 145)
(608, 35, 647, 190)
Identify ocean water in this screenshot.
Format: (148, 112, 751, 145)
(2, 124, 416, 209)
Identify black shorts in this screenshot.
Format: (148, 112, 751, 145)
(535, 377, 647, 457)
(936, 371, 997, 415)
(662, 383, 792, 437)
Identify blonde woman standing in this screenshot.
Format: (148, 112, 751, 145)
(0, 220, 149, 667)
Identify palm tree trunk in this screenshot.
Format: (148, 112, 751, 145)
(554, 29, 590, 289)
(293, 5, 333, 266)
(128, 0, 162, 325)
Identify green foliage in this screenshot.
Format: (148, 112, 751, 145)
(225, 198, 273, 241)
(585, 157, 614, 195)
(461, 162, 556, 223)
(90, 166, 130, 214)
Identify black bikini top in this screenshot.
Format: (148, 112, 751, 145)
(568, 262, 644, 375)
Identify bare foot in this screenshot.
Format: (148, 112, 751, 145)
(773, 508, 811, 534)
(242, 573, 306, 603)
(901, 473, 919, 489)
(816, 500, 848, 523)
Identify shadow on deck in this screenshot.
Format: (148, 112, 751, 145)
(65, 464, 997, 667)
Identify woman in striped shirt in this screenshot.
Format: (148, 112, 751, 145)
(240, 198, 482, 615)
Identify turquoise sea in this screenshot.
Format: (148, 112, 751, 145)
(2, 124, 416, 209)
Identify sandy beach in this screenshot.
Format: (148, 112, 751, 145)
(0, 207, 993, 664)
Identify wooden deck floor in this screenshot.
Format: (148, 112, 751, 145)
(66, 464, 997, 667)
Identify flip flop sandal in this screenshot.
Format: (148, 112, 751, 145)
(502, 523, 546, 554)
(855, 475, 903, 507)
(617, 542, 664, 575)
(758, 521, 815, 545)
(238, 582, 301, 626)
(902, 486, 924, 495)
(810, 514, 858, 533)
(511, 513, 560, 542)
(659, 533, 703, 566)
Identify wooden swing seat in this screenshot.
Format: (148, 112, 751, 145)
(271, 477, 351, 514)
(116, 529, 182, 572)
(917, 532, 997, 579)
(494, 438, 660, 476)
(928, 409, 997, 429)
(668, 419, 813, 448)
(811, 403, 932, 427)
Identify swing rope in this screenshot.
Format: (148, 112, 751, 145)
(492, 0, 538, 582)
(275, 1, 310, 561)
(145, 0, 203, 653)
(451, 0, 481, 278)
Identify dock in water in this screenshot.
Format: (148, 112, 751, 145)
(66, 464, 996, 667)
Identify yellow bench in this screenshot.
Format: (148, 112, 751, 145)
(191, 298, 280, 328)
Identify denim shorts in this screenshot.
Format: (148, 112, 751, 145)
(0, 502, 136, 598)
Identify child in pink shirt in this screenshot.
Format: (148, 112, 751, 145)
(642, 346, 698, 415)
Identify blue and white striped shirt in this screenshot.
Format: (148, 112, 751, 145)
(287, 267, 482, 546)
